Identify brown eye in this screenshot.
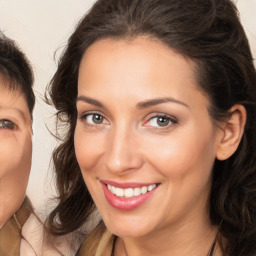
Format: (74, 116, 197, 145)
(83, 113, 107, 125)
(147, 115, 177, 128)
(149, 116, 170, 127)
(156, 116, 170, 127)
(0, 119, 16, 130)
(92, 114, 103, 124)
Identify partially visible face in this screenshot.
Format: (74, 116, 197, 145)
(75, 37, 221, 238)
(0, 75, 32, 228)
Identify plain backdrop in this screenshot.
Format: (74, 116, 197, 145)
(0, 0, 255, 216)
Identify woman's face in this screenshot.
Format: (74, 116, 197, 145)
(0, 76, 32, 228)
(75, 37, 222, 238)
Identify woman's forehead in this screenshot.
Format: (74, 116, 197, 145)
(0, 81, 30, 117)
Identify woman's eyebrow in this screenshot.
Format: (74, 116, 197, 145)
(0, 106, 28, 122)
(76, 96, 189, 109)
(76, 96, 104, 108)
(137, 97, 189, 109)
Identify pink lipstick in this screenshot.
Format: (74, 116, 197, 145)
(101, 180, 159, 211)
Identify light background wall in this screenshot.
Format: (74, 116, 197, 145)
(0, 0, 255, 215)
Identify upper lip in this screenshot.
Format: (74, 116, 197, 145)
(100, 179, 159, 189)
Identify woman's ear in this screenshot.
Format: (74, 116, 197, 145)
(216, 104, 247, 161)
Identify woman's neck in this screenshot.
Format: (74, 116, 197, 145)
(114, 215, 222, 256)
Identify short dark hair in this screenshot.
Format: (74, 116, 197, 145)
(0, 32, 35, 117)
(46, 1, 256, 255)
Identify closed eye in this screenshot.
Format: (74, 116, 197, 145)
(0, 119, 17, 130)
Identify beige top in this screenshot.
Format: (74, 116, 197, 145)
(21, 215, 82, 256)
(0, 196, 81, 256)
(0, 197, 32, 256)
(77, 222, 115, 256)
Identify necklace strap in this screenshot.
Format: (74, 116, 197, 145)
(207, 237, 217, 256)
(13, 213, 22, 230)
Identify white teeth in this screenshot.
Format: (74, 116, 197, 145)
(115, 187, 124, 197)
(107, 184, 157, 198)
(148, 184, 156, 191)
(111, 186, 116, 194)
(134, 187, 141, 196)
(124, 188, 133, 198)
(141, 186, 147, 194)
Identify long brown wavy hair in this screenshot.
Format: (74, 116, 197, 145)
(46, 0, 256, 255)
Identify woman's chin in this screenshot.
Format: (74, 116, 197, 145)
(105, 221, 153, 238)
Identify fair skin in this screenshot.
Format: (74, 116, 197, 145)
(0, 75, 32, 229)
(74, 37, 246, 256)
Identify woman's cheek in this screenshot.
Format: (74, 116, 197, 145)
(0, 139, 20, 178)
(74, 126, 105, 172)
(137, 131, 185, 176)
(141, 130, 206, 179)
(4, 135, 31, 170)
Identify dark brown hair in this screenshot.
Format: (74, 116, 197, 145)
(46, 0, 256, 255)
(0, 32, 35, 116)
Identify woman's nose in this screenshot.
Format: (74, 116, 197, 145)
(104, 127, 143, 175)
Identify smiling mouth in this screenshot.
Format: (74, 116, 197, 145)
(106, 184, 157, 198)
(101, 181, 160, 210)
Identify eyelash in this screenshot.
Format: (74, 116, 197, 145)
(0, 119, 17, 130)
(78, 111, 178, 130)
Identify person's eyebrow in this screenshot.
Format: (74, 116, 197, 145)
(0, 106, 29, 123)
(76, 96, 189, 109)
(76, 96, 104, 108)
(137, 97, 189, 109)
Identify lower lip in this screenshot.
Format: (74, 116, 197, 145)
(102, 183, 158, 211)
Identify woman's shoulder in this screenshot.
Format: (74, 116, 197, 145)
(22, 213, 82, 256)
(21, 213, 42, 255)
(0, 197, 33, 256)
(77, 221, 115, 256)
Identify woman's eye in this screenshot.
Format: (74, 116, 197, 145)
(82, 113, 108, 125)
(0, 119, 17, 130)
(148, 115, 176, 128)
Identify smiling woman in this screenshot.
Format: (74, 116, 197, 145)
(75, 38, 221, 233)
(45, 0, 256, 256)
